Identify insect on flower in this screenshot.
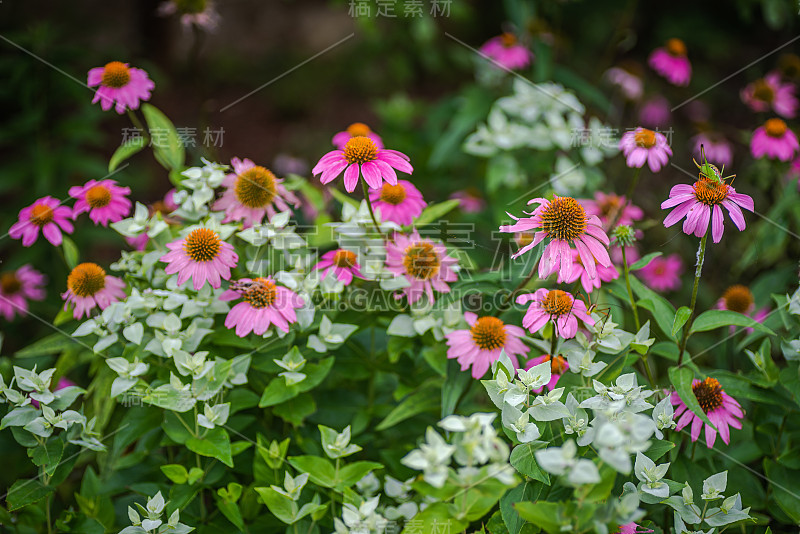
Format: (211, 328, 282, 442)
(694, 144, 736, 186)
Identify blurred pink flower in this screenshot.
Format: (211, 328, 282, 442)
(692, 132, 733, 167)
(741, 72, 798, 118)
(9, 196, 74, 247)
(445, 312, 528, 378)
(314, 249, 365, 286)
(62, 263, 126, 319)
(581, 192, 643, 227)
(450, 190, 486, 213)
(0, 265, 46, 321)
(69, 179, 132, 227)
(158, 0, 219, 30)
(648, 38, 691, 86)
(87, 61, 154, 114)
(619, 128, 672, 172)
(604, 67, 643, 101)
(750, 118, 799, 161)
(639, 254, 683, 292)
(516, 289, 594, 339)
(558, 248, 619, 294)
(671, 377, 743, 448)
(638, 96, 671, 128)
(332, 122, 383, 150)
(369, 180, 426, 226)
(385, 231, 457, 304)
(479, 33, 533, 70)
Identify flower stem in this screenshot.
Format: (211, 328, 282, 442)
(549, 325, 558, 357)
(126, 109, 150, 144)
(677, 234, 709, 365)
(620, 244, 640, 331)
(361, 179, 383, 237)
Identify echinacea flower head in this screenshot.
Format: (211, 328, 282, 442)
(648, 38, 691, 86)
(158, 0, 219, 30)
(638, 254, 683, 292)
(213, 157, 300, 227)
(332, 122, 383, 150)
(312, 136, 412, 193)
(525, 354, 569, 392)
(87, 61, 154, 114)
(671, 377, 743, 448)
(581, 192, 643, 227)
(9, 196, 74, 247)
(479, 33, 533, 70)
(385, 231, 458, 304)
(716, 284, 754, 315)
(445, 312, 528, 378)
(638, 96, 671, 128)
(750, 118, 799, 161)
(661, 169, 754, 243)
(314, 249, 365, 285)
(557, 249, 619, 294)
(741, 72, 798, 118)
(61, 263, 126, 319)
(69, 179, 132, 226)
(449, 189, 485, 213)
(604, 66, 643, 101)
(516, 289, 594, 339)
(616, 523, 654, 534)
(500, 196, 611, 281)
(692, 132, 733, 167)
(160, 227, 238, 290)
(368, 180, 426, 226)
(0, 265, 46, 321)
(619, 127, 672, 172)
(221, 277, 304, 336)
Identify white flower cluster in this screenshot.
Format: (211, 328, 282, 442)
(121, 491, 193, 533)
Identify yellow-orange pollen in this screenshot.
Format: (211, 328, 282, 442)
(379, 183, 407, 205)
(516, 232, 534, 247)
(635, 128, 657, 148)
(752, 79, 775, 103)
(541, 290, 573, 317)
(343, 136, 378, 165)
(184, 228, 221, 262)
(346, 122, 372, 137)
(67, 263, 106, 297)
(692, 177, 729, 206)
(600, 194, 623, 218)
(692, 377, 724, 413)
(29, 205, 54, 226)
(0, 273, 21, 294)
(403, 242, 440, 280)
(541, 354, 568, 375)
(101, 61, 131, 88)
(722, 285, 753, 314)
(540, 196, 587, 241)
(666, 38, 687, 57)
(333, 249, 357, 268)
(241, 278, 277, 309)
(235, 166, 277, 208)
(500, 33, 518, 47)
(470, 316, 507, 350)
(765, 118, 788, 138)
(86, 184, 112, 208)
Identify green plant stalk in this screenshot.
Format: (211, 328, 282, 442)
(361, 179, 383, 237)
(677, 234, 709, 365)
(126, 109, 150, 144)
(620, 245, 640, 331)
(549, 326, 558, 357)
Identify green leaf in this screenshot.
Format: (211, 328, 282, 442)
(376, 385, 439, 431)
(273, 392, 316, 426)
(254, 487, 295, 524)
(336, 461, 384, 490)
(630, 252, 663, 271)
(500, 481, 542, 534)
(329, 187, 359, 209)
(15, 333, 80, 358)
(29, 438, 64, 477)
(644, 440, 675, 462)
(186, 427, 233, 467)
(672, 306, 692, 338)
(109, 137, 145, 172)
(514, 501, 564, 533)
(689, 309, 775, 336)
(509, 444, 550, 485)
(414, 199, 461, 227)
(61, 236, 79, 269)
(141, 103, 185, 171)
(668, 366, 716, 432)
(628, 275, 677, 339)
(764, 459, 800, 523)
(441, 358, 472, 419)
(288, 456, 336, 488)
(401, 502, 469, 534)
(215, 494, 245, 531)
(160, 464, 189, 484)
(6, 479, 55, 511)
(259, 357, 334, 407)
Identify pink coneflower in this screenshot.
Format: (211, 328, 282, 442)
(213, 158, 300, 227)
(9, 196, 74, 247)
(616, 523, 654, 534)
(638, 96, 671, 128)
(661, 174, 754, 243)
(368, 180, 426, 226)
(332, 122, 383, 150)
(525, 354, 569, 393)
(750, 118, 799, 161)
(581, 192, 643, 227)
(558, 249, 619, 294)
(69, 179, 132, 227)
(160, 228, 238, 290)
(500, 196, 611, 281)
(385, 231, 458, 304)
(692, 133, 733, 167)
(741, 72, 798, 118)
(61, 263, 126, 319)
(479, 33, 533, 70)
(648, 38, 691, 86)
(0, 265, 46, 321)
(671, 377, 743, 448)
(638, 254, 683, 292)
(450, 190, 486, 213)
(314, 249, 365, 285)
(312, 137, 412, 193)
(619, 128, 672, 172)
(158, 0, 219, 30)
(516, 289, 594, 339)
(221, 278, 304, 336)
(445, 312, 528, 378)
(715, 285, 769, 334)
(604, 67, 643, 101)
(87, 61, 155, 114)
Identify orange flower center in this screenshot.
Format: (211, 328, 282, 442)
(541, 354, 568, 375)
(692, 377, 724, 413)
(379, 183, 407, 205)
(541, 290, 573, 317)
(333, 249, 357, 268)
(500, 33, 518, 47)
(235, 166, 277, 208)
(241, 278, 277, 309)
(765, 118, 788, 138)
(343, 136, 378, 165)
(470, 316, 507, 350)
(67, 263, 106, 297)
(184, 228, 221, 262)
(101, 61, 131, 88)
(86, 184, 112, 208)
(29, 204, 54, 226)
(634, 128, 657, 148)
(0, 273, 21, 294)
(692, 177, 729, 206)
(752, 79, 775, 103)
(599, 194, 623, 218)
(722, 285, 753, 314)
(403, 242, 440, 280)
(540, 196, 587, 241)
(666, 38, 687, 57)
(346, 122, 372, 137)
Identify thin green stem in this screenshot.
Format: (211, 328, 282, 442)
(126, 109, 150, 144)
(361, 179, 383, 237)
(678, 234, 709, 365)
(620, 245, 640, 331)
(549, 327, 558, 357)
